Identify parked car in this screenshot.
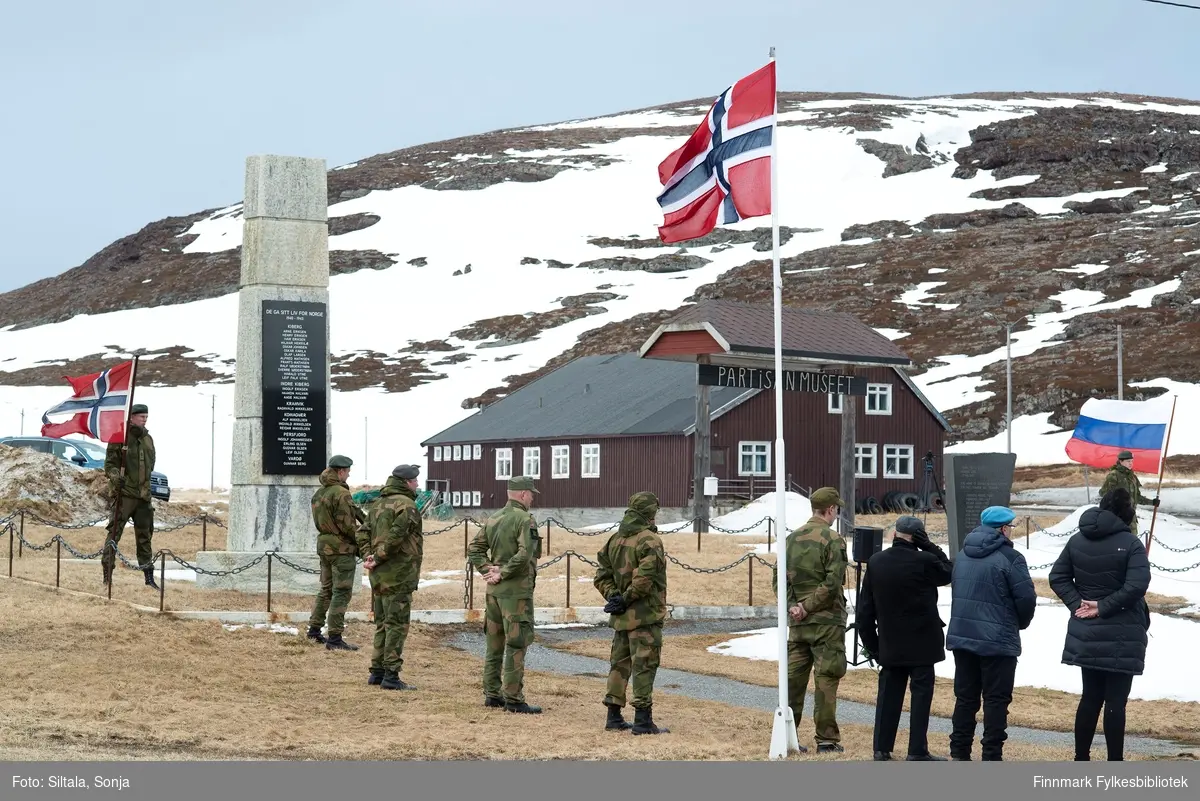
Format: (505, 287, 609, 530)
(0, 436, 171, 502)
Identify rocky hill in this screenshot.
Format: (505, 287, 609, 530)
(2, 90, 1199, 485)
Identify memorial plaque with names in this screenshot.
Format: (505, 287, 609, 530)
(261, 300, 328, 475)
(943, 452, 1018, 560)
(698, 364, 868, 395)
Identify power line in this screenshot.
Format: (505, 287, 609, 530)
(1138, 0, 1200, 10)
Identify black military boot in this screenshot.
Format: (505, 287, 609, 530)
(874, 751, 892, 761)
(143, 568, 159, 590)
(631, 706, 669, 735)
(325, 634, 359, 651)
(816, 742, 844, 754)
(505, 701, 543, 714)
(907, 753, 948, 762)
(306, 627, 327, 645)
(381, 670, 415, 691)
(605, 703, 632, 731)
(483, 696, 505, 708)
(367, 667, 384, 686)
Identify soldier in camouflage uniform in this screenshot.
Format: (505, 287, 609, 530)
(102, 403, 158, 588)
(359, 464, 424, 690)
(594, 491, 670, 735)
(467, 475, 544, 714)
(307, 454, 361, 651)
(772, 487, 849, 754)
(1098, 450, 1158, 537)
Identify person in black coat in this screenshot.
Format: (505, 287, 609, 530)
(1049, 487, 1151, 762)
(857, 515, 954, 761)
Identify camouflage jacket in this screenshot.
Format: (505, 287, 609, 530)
(312, 468, 360, 557)
(593, 511, 667, 631)
(467, 499, 541, 600)
(1099, 464, 1150, 534)
(772, 515, 849, 636)
(104, 425, 156, 502)
(357, 478, 422, 595)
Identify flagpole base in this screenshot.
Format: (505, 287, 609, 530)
(769, 706, 800, 759)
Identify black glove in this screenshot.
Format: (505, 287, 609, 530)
(912, 529, 934, 551)
(1152, 497, 1161, 508)
(603, 593, 627, 615)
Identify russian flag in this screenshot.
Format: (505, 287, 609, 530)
(1065, 396, 1173, 474)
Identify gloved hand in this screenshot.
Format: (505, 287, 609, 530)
(603, 593, 627, 615)
(1153, 497, 1161, 508)
(912, 529, 936, 551)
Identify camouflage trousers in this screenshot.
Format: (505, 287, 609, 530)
(483, 595, 534, 704)
(308, 554, 357, 636)
(370, 590, 413, 673)
(102, 497, 154, 573)
(788, 623, 848, 745)
(604, 624, 663, 710)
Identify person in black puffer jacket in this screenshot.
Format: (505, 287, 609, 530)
(1049, 487, 1151, 762)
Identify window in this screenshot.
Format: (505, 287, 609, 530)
(828, 393, 842, 414)
(739, 441, 771, 476)
(452, 445, 461, 460)
(855, 444, 877, 478)
(523, 447, 541, 478)
(866, 384, 892, 415)
(472, 491, 482, 507)
(433, 446, 443, 461)
(581, 444, 600, 478)
(452, 491, 462, 507)
(551, 445, 570, 478)
(495, 448, 513, 479)
(473, 444, 482, 460)
(884, 445, 914, 479)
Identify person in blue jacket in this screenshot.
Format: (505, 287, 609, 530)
(945, 506, 1037, 761)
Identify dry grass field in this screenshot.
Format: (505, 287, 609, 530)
(548, 633, 1200, 751)
(0, 577, 1089, 762)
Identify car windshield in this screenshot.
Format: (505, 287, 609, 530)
(72, 440, 108, 460)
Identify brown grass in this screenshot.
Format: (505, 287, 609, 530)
(548, 633, 1200, 751)
(0, 577, 1085, 762)
(1012, 461, 1200, 493)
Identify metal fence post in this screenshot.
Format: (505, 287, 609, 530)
(545, 519, 551, 556)
(201, 514, 208, 552)
(468, 569, 474, 611)
(463, 520, 469, 557)
(19, 510, 25, 558)
(159, 552, 166, 612)
(748, 556, 753, 606)
(767, 518, 773, 551)
(697, 524, 702, 554)
(566, 552, 572, 608)
(56, 537, 61, 588)
(7, 522, 12, 578)
(1025, 516, 1030, 550)
(267, 553, 273, 613)
(106, 543, 112, 601)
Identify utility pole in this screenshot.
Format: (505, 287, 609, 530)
(1117, 324, 1124, 401)
(210, 395, 216, 492)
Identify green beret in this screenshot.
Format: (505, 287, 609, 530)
(810, 487, 845, 509)
(130, 404, 148, 416)
(328, 455, 353, 469)
(508, 476, 539, 494)
(627, 491, 660, 517)
(392, 464, 420, 480)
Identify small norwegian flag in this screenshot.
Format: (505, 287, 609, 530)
(41, 359, 138, 444)
(656, 62, 776, 243)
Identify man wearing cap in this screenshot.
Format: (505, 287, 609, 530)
(467, 476, 544, 713)
(359, 464, 424, 690)
(307, 454, 361, 651)
(771, 487, 849, 754)
(102, 403, 157, 588)
(594, 491, 670, 735)
(945, 506, 1036, 761)
(856, 516, 953, 761)
(1098, 451, 1158, 537)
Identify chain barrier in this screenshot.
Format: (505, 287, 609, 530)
(1028, 518, 1200, 554)
(1150, 559, 1200, 574)
(269, 552, 321, 575)
(20, 511, 229, 533)
(544, 518, 614, 536)
(751, 553, 777, 569)
(665, 551, 754, 574)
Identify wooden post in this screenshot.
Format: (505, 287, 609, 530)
(566, 552, 572, 608)
(693, 358, 712, 536)
(7, 520, 12, 578)
(697, 527, 702, 554)
(201, 514, 208, 552)
(267, 553, 273, 613)
(545, 519, 551, 556)
(840, 382, 858, 531)
(18, 510, 23, 558)
(56, 538, 61, 588)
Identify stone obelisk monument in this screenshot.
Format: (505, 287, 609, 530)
(197, 155, 359, 592)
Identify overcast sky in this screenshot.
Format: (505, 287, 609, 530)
(2, 0, 1198, 293)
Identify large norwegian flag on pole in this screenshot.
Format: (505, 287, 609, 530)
(40, 359, 139, 444)
(656, 61, 776, 243)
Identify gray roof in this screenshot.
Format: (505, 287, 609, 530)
(422, 353, 750, 445)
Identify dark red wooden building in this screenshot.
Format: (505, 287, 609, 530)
(422, 301, 951, 526)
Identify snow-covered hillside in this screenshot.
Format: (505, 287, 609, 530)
(2, 92, 1200, 489)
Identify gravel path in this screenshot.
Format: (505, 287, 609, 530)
(449, 620, 1189, 757)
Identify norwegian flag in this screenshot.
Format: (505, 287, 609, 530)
(656, 61, 776, 244)
(41, 359, 137, 444)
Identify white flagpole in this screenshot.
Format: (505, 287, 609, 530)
(767, 45, 799, 760)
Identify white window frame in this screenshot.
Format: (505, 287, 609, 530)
(522, 446, 541, 479)
(855, 444, 877, 478)
(738, 441, 771, 477)
(581, 444, 600, 478)
(451, 491, 462, 507)
(473, 444, 482, 460)
(495, 448, 513, 480)
(866, 384, 893, 416)
(433, 446, 443, 461)
(551, 445, 570, 479)
(828, 393, 842, 414)
(472, 491, 482, 507)
(451, 445, 461, 460)
(884, 445, 915, 480)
